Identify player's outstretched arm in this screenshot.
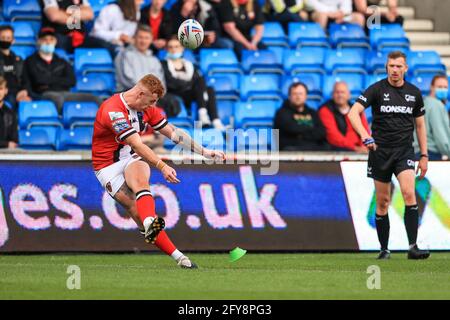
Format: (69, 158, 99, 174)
(124, 133, 180, 183)
(415, 115, 428, 179)
(159, 123, 226, 161)
(348, 102, 376, 151)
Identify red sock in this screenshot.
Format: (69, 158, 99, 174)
(135, 190, 156, 223)
(136, 190, 177, 256)
(154, 231, 177, 256)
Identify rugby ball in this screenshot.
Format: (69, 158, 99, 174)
(178, 19, 204, 50)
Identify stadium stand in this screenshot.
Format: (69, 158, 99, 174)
(3, 1, 450, 150)
(62, 101, 99, 129)
(19, 128, 56, 150)
(57, 127, 94, 151)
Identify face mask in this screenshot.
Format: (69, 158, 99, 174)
(39, 44, 55, 54)
(166, 52, 183, 60)
(0, 41, 12, 50)
(435, 88, 448, 101)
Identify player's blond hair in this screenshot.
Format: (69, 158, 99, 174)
(138, 74, 165, 98)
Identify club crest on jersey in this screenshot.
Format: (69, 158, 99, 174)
(112, 119, 130, 133)
(405, 94, 416, 102)
(109, 112, 125, 121)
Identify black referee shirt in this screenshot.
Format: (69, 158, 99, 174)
(356, 79, 425, 148)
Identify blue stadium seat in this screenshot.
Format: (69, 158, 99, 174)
(366, 51, 389, 75)
(74, 48, 114, 75)
(234, 100, 280, 128)
(365, 73, 387, 87)
(267, 46, 285, 66)
(11, 45, 36, 59)
(168, 98, 193, 128)
(3, 0, 41, 21)
(158, 48, 197, 65)
(407, 51, 447, 76)
(241, 50, 283, 74)
(190, 128, 225, 150)
(18, 101, 62, 130)
(329, 23, 370, 49)
(217, 100, 235, 127)
(288, 22, 329, 49)
(281, 74, 323, 100)
(11, 21, 36, 45)
(410, 74, 436, 96)
(253, 22, 288, 48)
(75, 73, 115, 97)
(29, 125, 60, 146)
(370, 24, 410, 51)
(206, 75, 240, 101)
(164, 0, 177, 9)
(306, 99, 324, 110)
(283, 48, 326, 75)
(234, 126, 275, 151)
(90, 0, 114, 16)
(55, 48, 72, 62)
(63, 101, 99, 129)
(324, 74, 366, 100)
(240, 74, 282, 101)
(199, 49, 242, 76)
(19, 129, 56, 150)
(324, 49, 367, 75)
(57, 127, 94, 151)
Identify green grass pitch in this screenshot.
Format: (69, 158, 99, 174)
(1, 253, 450, 299)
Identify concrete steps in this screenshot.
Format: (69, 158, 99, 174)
(403, 19, 434, 31)
(406, 32, 450, 45)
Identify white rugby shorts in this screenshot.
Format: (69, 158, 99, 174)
(95, 154, 142, 197)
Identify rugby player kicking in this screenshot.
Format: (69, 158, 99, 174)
(92, 74, 225, 268)
(348, 51, 430, 260)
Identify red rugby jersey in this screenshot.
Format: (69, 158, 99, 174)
(92, 93, 168, 171)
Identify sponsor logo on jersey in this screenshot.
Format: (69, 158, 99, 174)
(407, 159, 415, 167)
(405, 94, 416, 102)
(383, 93, 390, 101)
(380, 105, 413, 114)
(109, 112, 125, 121)
(359, 95, 367, 103)
(112, 118, 130, 133)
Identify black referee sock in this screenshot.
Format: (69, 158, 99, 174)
(375, 214, 390, 251)
(404, 205, 419, 247)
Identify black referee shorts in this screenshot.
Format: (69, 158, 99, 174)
(367, 145, 416, 183)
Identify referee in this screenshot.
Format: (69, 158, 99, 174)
(348, 51, 430, 260)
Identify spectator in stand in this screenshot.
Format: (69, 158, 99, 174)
(0, 25, 31, 109)
(22, 27, 102, 113)
(162, 37, 226, 130)
(308, 0, 365, 29)
(140, 0, 174, 52)
(40, 0, 114, 55)
(115, 25, 180, 118)
(0, 77, 18, 149)
(354, 0, 404, 26)
(218, 0, 266, 57)
(263, 0, 309, 32)
(318, 81, 369, 152)
(90, 0, 143, 55)
(274, 82, 328, 151)
(171, 0, 232, 48)
(413, 75, 450, 160)
(115, 25, 165, 92)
